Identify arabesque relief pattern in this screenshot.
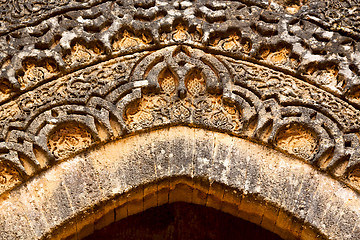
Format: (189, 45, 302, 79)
(1, 0, 360, 196)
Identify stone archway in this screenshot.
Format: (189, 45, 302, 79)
(1, 127, 358, 240)
(1, 0, 360, 239)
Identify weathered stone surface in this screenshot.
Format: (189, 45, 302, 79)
(0, 42, 359, 195)
(0, 0, 360, 195)
(0, 127, 358, 239)
(0, 197, 34, 239)
(1, 0, 360, 239)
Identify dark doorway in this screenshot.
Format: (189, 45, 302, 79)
(84, 202, 284, 240)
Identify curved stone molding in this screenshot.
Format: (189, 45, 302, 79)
(0, 45, 360, 196)
(1, 127, 359, 239)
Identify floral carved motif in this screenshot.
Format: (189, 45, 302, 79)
(126, 88, 242, 134)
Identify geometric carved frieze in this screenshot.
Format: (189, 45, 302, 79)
(0, 0, 360, 105)
(0, 45, 359, 196)
(1, 0, 360, 199)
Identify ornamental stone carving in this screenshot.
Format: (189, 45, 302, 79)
(1, 1, 360, 239)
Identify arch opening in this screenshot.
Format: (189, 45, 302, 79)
(83, 202, 283, 240)
(1, 127, 358, 240)
(56, 176, 325, 240)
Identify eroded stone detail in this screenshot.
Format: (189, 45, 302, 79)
(348, 167, 360, 189)
(226, 58, 360, 131)
(0, 163, 21, 194)
(172, 24, 190, 42)
(306, 63, 343, 92)
(0, 0, 358, 106)
(2, 2, 360, 240)
(276, 123, 318, 161)
(64, 43, 103, 66)
(272, 0, 307, 14)
(126, 94, 242, 133)
(47, 123, 93, 159)
(112, 30, 152, 51)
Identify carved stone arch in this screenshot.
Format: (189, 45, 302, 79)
(5, 127, 359, 240)
(2, 0, 360, 239)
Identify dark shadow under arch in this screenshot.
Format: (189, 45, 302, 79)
(5, 127, 356, 240)
(84, 202, 284, 240)
(59, 176, 326, 240)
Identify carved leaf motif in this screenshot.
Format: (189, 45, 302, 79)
(211, 112, 229, 127)
(170, 103, 190, 121)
